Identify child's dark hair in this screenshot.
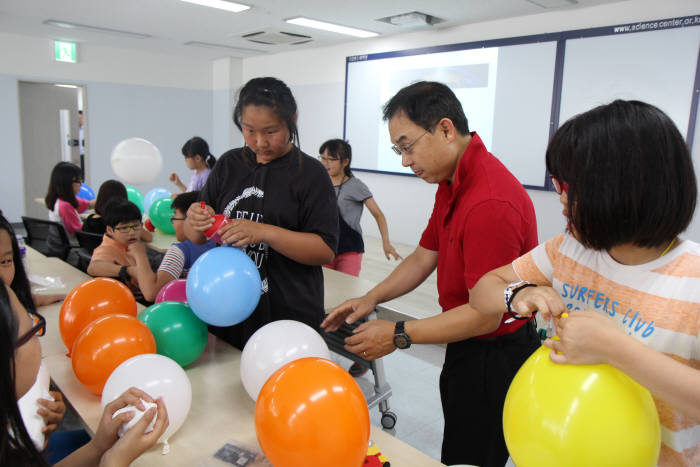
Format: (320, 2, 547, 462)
(233, 77, 300, 149)
(44, 162, 82, 210)
(0, 284, 49, 467)
(319, 139, 352, 178)
(95, 180, 127, 216)
(102, 199, 142, 229)
(382, 81, 470, 135)
(182, 137, 216, 169)
(172, 191, 200, 214)
(0, 216, 34, 314)
(546, 99, 697, 250)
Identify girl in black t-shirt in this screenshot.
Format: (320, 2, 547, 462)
(185, 77, 339, 348)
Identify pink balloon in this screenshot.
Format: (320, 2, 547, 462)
(155, 279, 188, 304)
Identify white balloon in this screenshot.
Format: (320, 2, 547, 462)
(110, 137, 163, 185)
(101, 354, 191, 445)
(240, 320, 331, 401)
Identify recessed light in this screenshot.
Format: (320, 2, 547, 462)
(55, 84, 78, 88)
(180, 0, 250, 13)
(43, 19, 151, 39)
(285, 17, 378, 38)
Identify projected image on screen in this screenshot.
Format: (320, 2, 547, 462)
(345, 41, 557, 187)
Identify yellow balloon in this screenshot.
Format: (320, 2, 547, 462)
(503, 344, 660, 467)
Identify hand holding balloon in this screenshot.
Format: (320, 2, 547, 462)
(185, 202, 214, 233)
(545, 310, 622, 365)
(113, 400, 158, 437)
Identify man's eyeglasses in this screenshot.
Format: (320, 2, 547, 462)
(318, 155, 340, 163)
(114, 222, 142, 233)
(170, 216, 186, 222)
(391, 126, 434, 156)
(550, 176, 568, 195)
(15, 311, 46, 348)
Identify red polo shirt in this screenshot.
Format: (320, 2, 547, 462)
(419, 132, 538, 338)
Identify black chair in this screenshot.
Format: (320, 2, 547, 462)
(75, 230, 103, 254)
(21, 216, 73, 260)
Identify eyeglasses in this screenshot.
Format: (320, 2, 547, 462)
(391, 126, 434, 156)
(170, 216, 186, 222)
(72, 178, 83, 184)
(318, 155, 340, 163)
(114, 222, 142, 233)
(15, 311, 46, 348)
(550, 175, 568, 195)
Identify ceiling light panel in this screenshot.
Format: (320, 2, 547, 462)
(285, 17, 378, 38)
(180, 0, 250, 13)
(43, 19, 151, 39)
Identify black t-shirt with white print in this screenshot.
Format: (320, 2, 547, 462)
(199, 146, 339, 349)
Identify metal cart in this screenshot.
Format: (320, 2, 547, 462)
(321, 311, 397, 429)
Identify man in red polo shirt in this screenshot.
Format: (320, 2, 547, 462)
(321, 81, 540, 467)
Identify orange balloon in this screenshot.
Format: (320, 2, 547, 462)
(60, 277, 137, 356)
(255, 357, 370, 467)
(71, 314, 155, 395)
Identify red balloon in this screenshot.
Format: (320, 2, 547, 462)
(71, 314, 155, 395)
(59, 278, 137, 356)
(255, 358, 370, 467)
(144, 218, 155, 232)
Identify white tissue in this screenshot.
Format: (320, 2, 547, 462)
(112, 401, 157, 437)
(18, 363, 53, 450)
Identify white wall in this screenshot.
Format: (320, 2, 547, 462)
(0, 31, 215, 222)
(241, 0, 699, 245)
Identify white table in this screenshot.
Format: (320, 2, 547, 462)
(28, 248, 444, 466)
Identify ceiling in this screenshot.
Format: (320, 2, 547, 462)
(0, 0, 627, 59)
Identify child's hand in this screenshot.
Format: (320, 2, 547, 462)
(511, 285, 566, 320)
(127, 242, 148, 262)
(99, 397, 169, 467)
(544, 310, 623, 365)
(37, 391, 66, 435)
(169, 173, 180, 184)
(92, 387, 155, 455)
(186, 202, 214, 233)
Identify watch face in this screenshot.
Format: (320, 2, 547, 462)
(394, 335, 409, 349)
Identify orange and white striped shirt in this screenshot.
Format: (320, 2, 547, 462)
(513, 233, 700, 467)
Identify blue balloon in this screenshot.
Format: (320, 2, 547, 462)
(78, 183, 95, 201)
(144, 187, 172, 214)
(186, 247, 261, 327)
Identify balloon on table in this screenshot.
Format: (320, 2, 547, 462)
(155, 278, 188, 304)
(125, 185, 144, 214)
(148, 197, 175, 234)
(138, 301, 207, 367)
(503, 343, 660, 467)
(255, 357, 370, 467)
(78, 183, 95, 201)
(144, 187, 172, 214)
(186, 247, 261, 327)
(59, 277, 137, 356)
(241, 320, 331, 400)
(110, 137, 163, 186)
(71, 314, 156, 395)
(144, 218, 155, 232)
(102, 353, 192, 445)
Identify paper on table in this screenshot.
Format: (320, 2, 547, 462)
(28, 274, 66, 291)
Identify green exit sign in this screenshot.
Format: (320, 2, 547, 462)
(54, 41, 77, 63)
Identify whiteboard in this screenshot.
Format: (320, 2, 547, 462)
(560, 27, 700, 137)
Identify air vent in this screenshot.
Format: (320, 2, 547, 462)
(242, 31, 312, 45)
(184, 41, 262, 56)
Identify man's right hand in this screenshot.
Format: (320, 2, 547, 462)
(321, 295, 377, 332)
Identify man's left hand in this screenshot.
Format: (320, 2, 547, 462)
(344, 319, 396, 360)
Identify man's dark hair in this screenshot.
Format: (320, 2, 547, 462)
(382, 81, 469, 135)
(172, 191, 200, 214)
(102, 199, 142, 228)
(547, 99, 697, 250)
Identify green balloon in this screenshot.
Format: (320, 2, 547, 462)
(148, 197, 175, 234)
(138, 301, 208, 367)
(126, 185, 144, 213)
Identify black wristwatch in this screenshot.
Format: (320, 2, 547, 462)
(393, 321, 412, 349)
(118, 265, 130, 283)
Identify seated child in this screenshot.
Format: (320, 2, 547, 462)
(87, 199, 144, 295)
(82, 179, 152, 242)
(131, 191, 216, 302)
